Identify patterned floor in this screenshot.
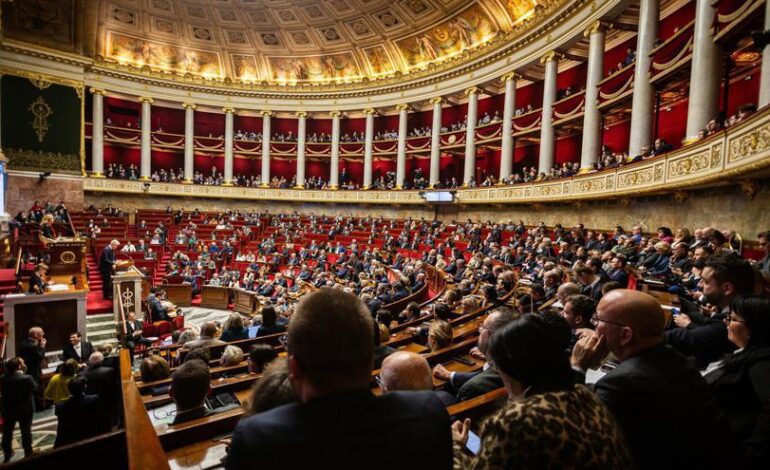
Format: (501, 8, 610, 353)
(0, 306, 234, 463)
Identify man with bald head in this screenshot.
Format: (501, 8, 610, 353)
(381, 351, 455, 406)
(572, 289, 731, 468)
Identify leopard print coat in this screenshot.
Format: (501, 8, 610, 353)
(454, 385, 631, 469)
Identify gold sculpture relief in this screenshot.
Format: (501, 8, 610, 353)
(728, 123, 770, 164)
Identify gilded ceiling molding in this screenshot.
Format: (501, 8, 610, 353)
(296, 111, 309, 118)
(0, 65, 84, 90)
(429, 97, 444, 105)
(395, 104, 411, 111)
(500, 72, 517, 83)
(260, 110, 273, 117)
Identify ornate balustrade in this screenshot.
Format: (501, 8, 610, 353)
(84, 106, 770, 205)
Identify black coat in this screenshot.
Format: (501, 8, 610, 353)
(453, 367, 503, 402)
(98, 246, 116, 275)
(594, 344, 733, 469)
(62, 341, 95, 364)
(0, 372, 37, 419)
(19, 339, 45, 380)
(706, 347, 770, 466)
(54, 394, 108, 447)
(664, 308, 736, 368)
(226, 390, 452, 470)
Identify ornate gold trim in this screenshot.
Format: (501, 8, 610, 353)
(540, 51, 563, 64)
(261, 110, 273, 117)
(395, 104, 410, 111)
(500, 72, 517, 83)
(296, 111, 309, 118)
(182, 102, 197, 110)
(0, 66, 84, 89)
(429, 97, 444, 105)
(464, 86, 480, 96)
(138, 96, 154, 104)
(222, 107, 235, 114)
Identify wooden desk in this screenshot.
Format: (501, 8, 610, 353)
(200, 286, 230, 310)
(233, 289, 258, 315)
(164, 284, 193, 307)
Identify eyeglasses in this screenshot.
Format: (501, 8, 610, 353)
(591, 315, 627, 327)
(724, 315, 745, 324)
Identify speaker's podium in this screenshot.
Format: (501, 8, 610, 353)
(3, 238, 89, 357)
(112, 264, 144, 325)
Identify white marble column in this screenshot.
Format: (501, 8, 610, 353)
(538, 52, 560, 175)
(138, 96, 153, 180)
(685, 0, 722, 141)
(429, 97, 443, 187)
(182, 102, 196, 183)
(463, 87, 479, 185)
(760, 2, 770, 107)
(90, 88, 105, 177)
(295, 111, 307, 188)
(223, 107, 235, 186)
(580, 22, 606, 171)
(628, 0, 659, 156)
(330, 111, 341, 188)
(499, 73, 516, 182)
(363, 109, 375, 189)
(396, 104, 409, 189)
(260, 110, 272, 186)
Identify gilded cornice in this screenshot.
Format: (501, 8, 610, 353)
(83, 108, 770, 206)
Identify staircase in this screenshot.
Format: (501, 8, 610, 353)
(45, 313, 119, 368)
(86, 253, 114, 315)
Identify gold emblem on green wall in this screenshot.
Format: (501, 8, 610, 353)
(29, 96, 53, 142)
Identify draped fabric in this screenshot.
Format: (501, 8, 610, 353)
(1, 74, 82, 173)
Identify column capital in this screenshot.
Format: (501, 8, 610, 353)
(182, 102, 197, 110)
(539, 51, 563, 64)
(89, 88, 106, 95)
(138, 96, 154, 104)
(296, 111, 308, 118)
(500, 72, 518, 83)
(363, 108, 376, 115)
(222, 106, 236, 114)
(261, 110, 273, 117)
(429, 97, 444, 105)
(330, 111, 342, 118)
(464, 86, 480, 96)
(583, 20, 611, 38)
(395, 104, 410, 112)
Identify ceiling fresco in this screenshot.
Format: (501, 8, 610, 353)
(95, 0, 554, 85)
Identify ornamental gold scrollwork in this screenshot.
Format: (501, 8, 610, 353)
(728, 123, 770, 164)
(29, 96, 53, 142)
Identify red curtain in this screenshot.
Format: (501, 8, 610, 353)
(235, 115, 262, 135)
(659, 2, 695, 39)
(516, 81, 544, 110)
(306, 160, 329, 179)
(343, 159, 363, 184)
(273, 117, 297, 135)
(557, 63, 587, 90)
(195, 111, 224, 137)
(103, 145, 140, 167)
(555, 135, 581, 164)
(513, 142, 538, 168)
(152, 150, 184, 171)
(603, 120, 631, 153)
(152, 107, 184, 134)
(194, 154, 223, 174)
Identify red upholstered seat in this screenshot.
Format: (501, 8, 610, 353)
(172, 315, 185, 331)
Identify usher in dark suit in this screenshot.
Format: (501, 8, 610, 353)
(594, 343, 732, 469)
(226, 390, 452, 470)
(1, 371, 37, 458)
(98, 245, 116, 298)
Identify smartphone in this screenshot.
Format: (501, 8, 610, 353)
(466, 430, 481, 455)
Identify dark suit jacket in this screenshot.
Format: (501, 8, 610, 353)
(594, 343, 732, 469)
(125, 319, 144, 348)
(98, 246, 115, 275)
(19, 339, 45, 380)
(455, 367, 502, 402)
(609, 268, 629, 287)
(28, 273, 46, 294)
(54, 394, 108, 447)
(0, 372, 37, 419)
(664, 309, 736, 368)
(83, 365, 117, 416)
(706, 347, 770, 466)
(63, 341, 95, 364)
(226, 390, 452, 470)
(581, 281, 605, 302)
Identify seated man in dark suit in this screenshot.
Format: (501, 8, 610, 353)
(432, 307, 515, 401)
(54, 376, 108, 448)
(571, 289, 733, 468)
(608, 255, 629, 287)
(169, 359, 212, 425)
(575, 264, 605, 302)
(227, 288, 452, 469)
(28, 263, 48, 294)
(124, 312, 154, 361)
(62, 331, 95, 365)
(380, 351, 455, 406)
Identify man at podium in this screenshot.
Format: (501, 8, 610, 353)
(98, 240, 120, 300)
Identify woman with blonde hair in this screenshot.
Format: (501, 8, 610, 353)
(221, 345, 245, 367)
(428, 320, 453, 352)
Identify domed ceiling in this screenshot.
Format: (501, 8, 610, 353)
(95, 0, 552, 85)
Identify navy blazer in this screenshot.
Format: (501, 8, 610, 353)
(226, 390, 452, 470)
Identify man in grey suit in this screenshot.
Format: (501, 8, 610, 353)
(432, 306, 515, 401)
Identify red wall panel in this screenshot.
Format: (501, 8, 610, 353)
(554, 135, 581, 165)
(602, 119, 631, 153)
(195, 111, 224, 137)
(152, 106, 184, 134)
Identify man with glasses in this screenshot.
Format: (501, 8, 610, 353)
(432, 307, 515, 401)
(664, 253, 754, 368)
(571, 289, 732, 468)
